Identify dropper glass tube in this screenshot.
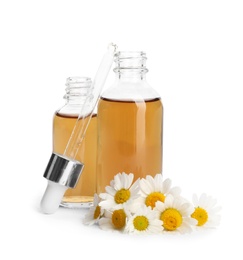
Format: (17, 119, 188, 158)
(64, 43, 117, 160)
(40, 43, 118, 214)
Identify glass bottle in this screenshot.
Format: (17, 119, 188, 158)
(97, 52, 163, 193)
(53, 77, 97, 208)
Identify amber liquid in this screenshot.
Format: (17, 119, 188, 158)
(97, 97, 163, 193)
(53, 113, 97, 206)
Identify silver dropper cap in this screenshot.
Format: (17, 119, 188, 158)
(43, 153, 84, 188)
(40, 153, 84, 214)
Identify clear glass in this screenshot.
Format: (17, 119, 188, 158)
(53, 77, 97, 208)
(97, 52, 163, 193)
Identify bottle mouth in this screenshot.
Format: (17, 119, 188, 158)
(65, 77, 92, 89)
(64, 77, 93, 100)
(113, 51, 148, 73)
(114, 51, 147, 59)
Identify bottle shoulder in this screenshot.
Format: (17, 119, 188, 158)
(101, 80, 161, 101)
(55, 103, 82, 116)
(55, 102, 97, 117)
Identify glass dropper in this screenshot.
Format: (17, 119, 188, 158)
(40, 43, 118, 214)
(64, 43, 117, 160)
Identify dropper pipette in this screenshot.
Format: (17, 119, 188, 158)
(64, 43, 117, 160)
(40, 43, 118, 214)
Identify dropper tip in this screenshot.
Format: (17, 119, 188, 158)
(107, 42, 118, 54)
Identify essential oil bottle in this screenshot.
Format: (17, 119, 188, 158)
(53, 77, 97, 208)
(97, 52, 163, 193)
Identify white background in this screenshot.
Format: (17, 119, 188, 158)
(1, 0, 242, 259)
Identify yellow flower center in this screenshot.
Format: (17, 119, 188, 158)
(145, 192, 165, 208)
(191, 207, 208, 226)
(160, 208, 182, 231)
(112, 209, 126, 229)
(133, 216, 149, 231)
(114, 188, 131, 204)
(93, 205, 101, 219)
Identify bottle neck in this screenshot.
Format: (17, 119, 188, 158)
(64, 77, 92, 105)
(113, 51, 148, 82)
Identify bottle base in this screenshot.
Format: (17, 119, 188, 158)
(60, 196, 94, 209)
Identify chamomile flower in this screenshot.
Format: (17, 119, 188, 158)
(98, 205, 130, 232)
(83, 193, 104, 225)
(155, 194, 197, 234)
(99, 172, 140, 210)
(191, 193, 221, 228)
(125, 204, 163, 234)
(138, 174, 181, 209)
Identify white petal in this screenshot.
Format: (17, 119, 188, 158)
(155, 200, 166, 212)
(98, 217, 113, 230)
(114, 173, 123, 190)
(146, 175, 156, 189)
(146, 208, 158, 219)
(105, 186, 116, 196)
(199, 193, 207, 207)
(127, 173, 134, 188)
(148, 220, 163, 233)
(139, 178, 154, 195)
(110, 179, 115, 187)
(186, 217, 198, 226)
(103, 210, 112, 218)
(179, 202, 194, 216)
(93, 193, 100, 205)
(178, 221, 193, 234)
(172, 197, 183, 210)
(99, 199, 116, 210)
(121, 172, 127, 188)
(154, 173, 163, 191)
(165, 194, 174, 207)
(162, 178, 172, 193)
(99, 193, 113, 200)
(130, 178, 140, 195)
(125, 217, 135, 233)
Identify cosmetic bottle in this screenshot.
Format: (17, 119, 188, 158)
(53, 77, 97, 208)
(97, 52, 163, 193)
